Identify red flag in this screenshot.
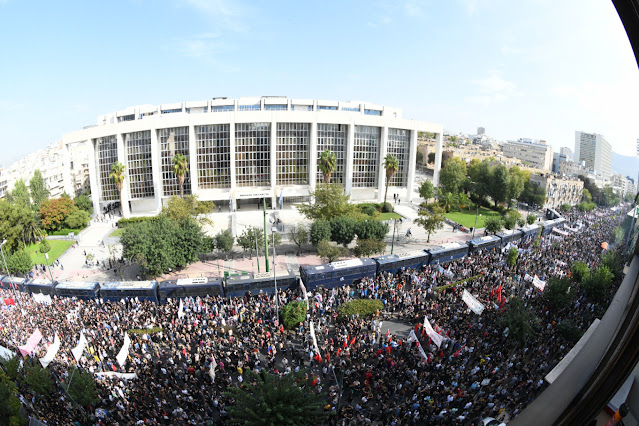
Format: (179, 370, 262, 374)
(4, 298, 15, 306)
(385, 346, 392, 353)
(497, 285, 502, 303)
(490, 287, 495, 298)
(386, 329, 389, 337)
(349, 337, 356, 346)
(325, 352, 330, 363)
(343, 340, 348, 348)
(453, 346, 465, 357)
(337, 348, 342, 357)
(500, 298, 506, 310)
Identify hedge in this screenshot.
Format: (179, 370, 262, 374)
(434, 274, 483, 292)
(337, 299, 383, 321)
(128, 327, 163, 334)
(117, 216, 157, 228)
(280, 301, 308, 330)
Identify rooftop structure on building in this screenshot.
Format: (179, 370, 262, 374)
(502, 138, 553, 171)
(574, 131, 612, 178)
(59, 97, 443, 217)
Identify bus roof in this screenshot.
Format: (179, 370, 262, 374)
(55, 281, 100, 290)
(429, 242, 468, 253)
(226, 270, 295, 283)
(28, 279, 56, 286)
(1, 276, 27, 284)
(102, 281, 157, 289)
(374, 250, 428, 263)
(469, 235, 500, 245)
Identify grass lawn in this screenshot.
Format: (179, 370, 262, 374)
(379, 212, 403, 220)
(110, 228, 125, 237)
(26, 240, 75, 266)
(444, 207, 501, 229)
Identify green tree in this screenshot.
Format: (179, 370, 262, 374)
(484, 215, 503, 234)
(0, 200, 32, 252)
(0, 355, 21, 382)
(161, 195, 215, 226)
(65, 209, 90, 229)
(4, 250, 33, 275)
(501, 297, 538, 346)
(427, 152, 435, 164)
(110, 161, 126, 214)
(467, 159, 492, 205)
(489, 164, 510, 205)
(23, 359, 53, 398)
(0, 371, 24, 426)
(544, 276, 574, 311)
(224, 369, 330, 426)
(329, 216, 357, 246)
(172, 153, 190, 198)
(419, 180, 435, 201)
(202, 236, 215, 254)
(438, 191, 458, 213)
(310, 219, 332, 246)
(318, 149, 337, 185)
(520, 179, 546, 208)
(290, 224, 309, 256)
(526, 214, 537, 225)
(39, 197, 76, 231)
(438, 157, 467, 194)
(29, 170, 49, 209)
(582, 265, 614, 300)
(66, 366, 99, 407)
(582, 188, 592, 203)
(297, 184, 358, 221)
(237, 227, 261, 257)
(353, 238, 386, 257)
(507, 247, 519, 267)
(611, 226, 625, 244)
(281, 301, 307, 330)
(557, 320, 584, 343)
(21, 210, 43, 246)
(414, 209, 444, 242)
(570, 261, 590, 284)
(507, 166, 525, 207)
(355, 219, 389, 241)
(317, 240, 345, 263)
(74, 194, 94, 215)
(458, 192, 472, 211)
(601, 250, 623, 280)
(383, 154, 399, 205)
(503, 210, 519, 230)
(560, 203, 571, 213)
(214, 230, 234, 257)
(416, 151, 424, 165)
(8, 179, 31, 209)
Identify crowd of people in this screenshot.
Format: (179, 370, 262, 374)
(0, 205, 629, 425)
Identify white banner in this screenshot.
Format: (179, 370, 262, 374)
(533, 275, 546, 291)
(32, 293, 52, 305)
(178, 299, 185, 319)
(423, 316, 444, 348)
(407, 330, 418, 344)
(552, 227, 569, 236)
(39, 333, 60, 368)
(71, 332, 87, 362)
(309, 321, 321, 357)
(116, 333, 131, 368)
(209, 356, 217, 381)
(417, 342, 428, 360)
(94, 372, 137, 380)
(462, 290, 485, 315)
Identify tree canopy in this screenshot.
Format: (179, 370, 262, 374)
(414, 209, 444, 242)
(297, 184, 358, 221)
(172, 153, 189, 198)
(318, 149, 337, 185)
(383, 154, 399, 205)
(39, 197, 76, 231)
(74, 194, 93, 215)
(29, 170, 49, 208)
(438, 157, 467, 194)
(161, 195, 215, 226)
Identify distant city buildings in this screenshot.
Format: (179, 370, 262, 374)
(552, 146, 573, 173)
(502, 138, 553, 171)
(477, 126, 485, 136)
(611, 173, 636, 197)
(574, 131, 612, 178)
(529, 173, 584, 209)
(0, 168, 7, 199)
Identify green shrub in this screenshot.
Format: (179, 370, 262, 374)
(310, 219, 332, 246)
(128, 327, 163, 334)
(557, 320, 583, 343)
(117, 216, 157, 228)
(544, 276, 574, 311)
(507, 247, 518, 267)
(527, 214, 537, 225)
(381, 202, 394, 213)
(337, 299, 383, 321)
(281, 301, 308, 330)
(353, 239, 386, 257)
(39, 239, 51, 253)
(360, 205, 377, 216)
(582, 265, 614, 300)
(570, 261, 590, 284)
(47, 227, 84, 236)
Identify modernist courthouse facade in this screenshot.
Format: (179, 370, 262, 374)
(60, 97, 443, 217)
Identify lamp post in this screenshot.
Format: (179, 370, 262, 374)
(271, 225, 278, 324)
(472, 206, 481, 239)
(263, 197, 270, 272)
(390, 219, 397, 254)
(0, 239, 16, 297)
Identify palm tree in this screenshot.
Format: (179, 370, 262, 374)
(110, 162, 126, 214)
(383, 154, 400, 205)
(172, 154, 189, 198)
(439, 191, 458, 213)
(458, 192, 471, 211)
(318, 150, 337, 185)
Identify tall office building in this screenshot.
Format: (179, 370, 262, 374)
(574, 131, 612, 177)
(477, 126, 485, 136)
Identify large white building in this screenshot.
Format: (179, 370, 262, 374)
(502, 138, 553, 171)
(58, 97, 443, 217)
(574, 131, 612, 178)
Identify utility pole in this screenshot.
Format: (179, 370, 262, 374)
(263, 197, 270, 272)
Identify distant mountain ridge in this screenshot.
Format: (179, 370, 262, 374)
(612, 152, 639, 181)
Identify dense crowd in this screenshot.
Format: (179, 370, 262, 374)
(0, 206, 628, 425)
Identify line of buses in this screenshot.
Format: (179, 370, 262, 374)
(0, 217, 570, 305)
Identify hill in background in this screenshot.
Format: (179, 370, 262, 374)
(612, 152, 639, 182)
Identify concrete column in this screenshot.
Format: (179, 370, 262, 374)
(406, 128, 418, 202)
(345, 123, 355, 195)
(309, 121, 318, 191)
(433, 132, 443, 188)
(270, 121, 277, 207)
(188, 124, 198, 194)
(87, 139, 101, 216)
(229, 120, 237, 211)
(116, 133, 131, 218)
(150, 128, 163, 213)
(377, 126, 389, 203)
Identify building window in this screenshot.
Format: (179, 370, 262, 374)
(292, 105, 312, 111)
(196, 124, 231, 189)
(353, 126, 381, 188)
(118, 114, 135, 122)
(125, 131, 154, 199)
(161, 108, 182, 114)
(235, 123, 271, 187)
(276, 123, 309, 185)
(318, 106, 338, 111)
(387, 128, 409, 187)
(364, 109, 382, 116)
(341, 107, 360, 112)
(238, 104, 261, 112)
(212, 105, 234, 112)
(317, 124, 347, 185)
(159, 127, 191, 197)
(265, 105, 287, 111)
(96, 135, 118, 202)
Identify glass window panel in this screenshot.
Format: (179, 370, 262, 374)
(125, 130, 155, 199)
(196, 124, 231, 189)
(159, 127, 191, 196)
(316, 124, 346, 185)
(387, 128, 410, 187)
(235, 123, 271, 187)
(276, 123, 309, 185)
(96, 135, 119, 202)
(353, 126, 381, 188)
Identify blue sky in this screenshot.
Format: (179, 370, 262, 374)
(1, 0, 638, 166)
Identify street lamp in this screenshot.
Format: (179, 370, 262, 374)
(271, 225, 279, 325)
(390, 219, 398, 254)
(0, 239, 16, 295)
(472, 208, 481, 239)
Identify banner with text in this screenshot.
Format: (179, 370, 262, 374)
(18, 329, 43, 357)
(39, 333, 61, 368)
(462, 290, 485, 315)
(423, 316, 444, 348)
